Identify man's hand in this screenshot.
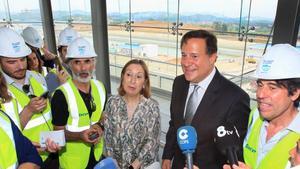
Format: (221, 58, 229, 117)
(162, 159, 171, 169)
(289, 139, 300, 167)
(32, 139, 61, 154)
(56, 68, 69, 84)
(80, 128, 99, 144)
(25, 97, 47, 114)
(18, 162, 40, 169)
(223, 161, 251, 169)
(42, 47, 56, 60)
(91, 123, 104, 136)
(20, 98, 47, 129)
(31, 141, 44, 153)
(45, 138, 61, 153)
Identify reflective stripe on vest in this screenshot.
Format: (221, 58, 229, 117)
(24, 111, 52, 130)
(61, 79, 106, 132)
(244, 108, 300, 169)
(63, 82, 85, 132)
(7, 76, 52, 161)
(42, 66, 48, 76)
(1, 99, 21, 129)
(93, 79, 106, 111)
(58, 79, 106, 169)
(7, 77, 52, 130)
(0, 112, 18, 169)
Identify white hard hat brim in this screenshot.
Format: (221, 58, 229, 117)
(14, 47, 32, 58)
(0, 48, 32, 58)
(67, 55, 97, 59)
(251, 72, 300, 80)
(28, 41, 42, 48)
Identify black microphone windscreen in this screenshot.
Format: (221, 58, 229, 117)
(214, 122, 240, 155)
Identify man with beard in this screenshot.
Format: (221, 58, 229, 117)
(51, 37, 106, 169)
(0, 27, 60, 168)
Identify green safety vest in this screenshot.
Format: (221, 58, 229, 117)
(244, 108, 300, 169)
(0, 99, 21, 129)
(58, 79, 106, 169)
(0, 112, 18, 169)
(8, 76, 53, 161)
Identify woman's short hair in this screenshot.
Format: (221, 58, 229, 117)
(118, 59, 151, 98)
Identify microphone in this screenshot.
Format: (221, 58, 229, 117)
(93, 157, 119, 169)
(177, 126, 197, 169)
(214, 122, 240, 167)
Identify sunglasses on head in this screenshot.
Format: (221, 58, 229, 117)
(90, 96, 96, 112)
(22, 84, 36, 98)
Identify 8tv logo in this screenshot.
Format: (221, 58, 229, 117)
(216, 126, 234, 137)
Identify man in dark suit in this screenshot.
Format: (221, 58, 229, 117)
(162, 30, 250, 169)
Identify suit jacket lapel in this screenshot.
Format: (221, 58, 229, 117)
(191, 69, 222, 124)
(179, 77, 190, 124)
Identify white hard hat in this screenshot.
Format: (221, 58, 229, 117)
(66, 37, 97, 59)
(0, 27, 32, 58)
(253, 44, 300, 80)
(58, 27, 79, 47)
(21, 26, 43, 48)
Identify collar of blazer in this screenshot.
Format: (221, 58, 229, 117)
(180, 68, 224, 124)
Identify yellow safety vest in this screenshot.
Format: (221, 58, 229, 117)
(0, 99, 21, 129)
(58, 79, 106, 169)
(8, 76, 53, 161)
(244, 108, 300, 169)
(0, 112, 18, 169)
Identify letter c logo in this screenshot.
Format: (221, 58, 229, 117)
(179, 129, 188, 140)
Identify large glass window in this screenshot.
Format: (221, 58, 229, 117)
(0, 0, 8, 25)
(106, 0, 278, 99)
(107, 0, 131, 80)
(51, 0, 91, 23)
(51, 0, 92, 46)
(8, 0, 41, 22)
(0, 0, 42, 35)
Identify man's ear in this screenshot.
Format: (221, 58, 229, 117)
(291, 88, 300, 102)
(209, 52, 217, 64)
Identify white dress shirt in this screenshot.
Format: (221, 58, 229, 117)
(183, 67, 216, 117)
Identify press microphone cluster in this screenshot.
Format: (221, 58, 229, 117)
(177, 126, 197, 169)
(214, 122, 241, 167)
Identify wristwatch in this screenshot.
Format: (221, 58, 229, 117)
(96, 122, 104, 130)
